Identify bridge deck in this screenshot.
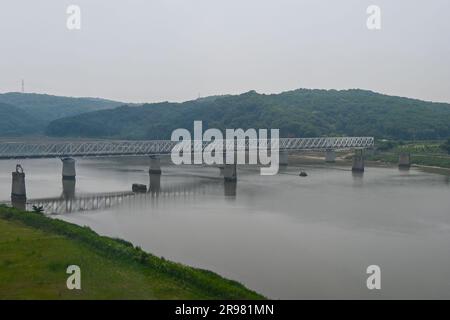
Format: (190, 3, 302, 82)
(0, 137, 374, 159)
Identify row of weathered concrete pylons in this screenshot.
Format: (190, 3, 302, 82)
(10, 151, 412, 206)
(11, 158, 77, 204)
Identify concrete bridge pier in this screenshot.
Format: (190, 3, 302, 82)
(222, 151, 237, 181)
(149, 173, 161, 194)
(11, 164, 26, 210)
(61, 158, 76, 180)
(62, 179, 76, 199)
(398, 152, 411, 169)
(224, 180, 237, 197)
(325, 150, 336, 163)
(352, 150, 365, 172)
(279, 150, 289, 166)
(149, 156, 162, 175)
(223, 164, 237, 182)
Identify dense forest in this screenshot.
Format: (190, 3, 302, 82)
(0, 92, 122, 124)
(0, 102, 44, 136)
(45, 89, 450, 140)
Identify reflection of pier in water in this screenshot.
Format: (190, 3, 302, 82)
(24, 175, 237, 215)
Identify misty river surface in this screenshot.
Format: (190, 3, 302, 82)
(1, 157, 450, 299)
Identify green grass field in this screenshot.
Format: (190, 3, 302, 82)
(0, 206, 264, 300)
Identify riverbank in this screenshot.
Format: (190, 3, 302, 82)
(0, 205, 264, 299)
(289, 148, 450, 173)
(364, 140, 450, 170)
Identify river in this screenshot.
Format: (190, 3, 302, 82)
(1, 156, 450, 299)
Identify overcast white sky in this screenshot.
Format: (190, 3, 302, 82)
(1, 0, 449, 103)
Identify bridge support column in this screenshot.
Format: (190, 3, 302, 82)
(11, 165, 26, 210)
(352, 150, 365, 172)
(62, 179, 76, 199)
(279, 150, 288, 166)
(223, 164, 237, 182)
(222, 151, 237, 181)
(62, 158, 76, 180)
(224, 181, 237, 197)
(325, 150, 336, 163)
(398, 152, 411, 169)
(149, 156, 161, 175)
(149, 172, 161, 194)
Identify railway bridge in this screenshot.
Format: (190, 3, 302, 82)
(1, 137, 379, 211)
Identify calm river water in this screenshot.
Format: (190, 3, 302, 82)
(1, 157, 450, 299)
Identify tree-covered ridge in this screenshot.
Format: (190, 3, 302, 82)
(0, 102, 44, 136)
(46, 89, 450, 140)
(0, 92, 122, 123)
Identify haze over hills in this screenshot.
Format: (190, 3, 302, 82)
(45, 89, 450, 141)
(0, 92, 123, 123)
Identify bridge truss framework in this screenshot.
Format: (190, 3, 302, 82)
(0, 137, 374, 159)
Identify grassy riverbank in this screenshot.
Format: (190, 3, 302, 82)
(0, 206, 264, 300)
(365, 140, 450, 169)
(367, 153, 450, 169)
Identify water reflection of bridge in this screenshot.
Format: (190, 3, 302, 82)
(22, 175, 237, 215)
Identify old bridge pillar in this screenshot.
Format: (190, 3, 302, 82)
(279, 150, 289, 166)
(149, 172, 161, 194)
(222, 152, 237, 182)
(224, 180, 237, 197)
(149, 155, 162, 175)
(62, 179, 76, 199)
(325, 150, 336, 163)
(223, 164, 237, 182)
(398, 152, 411, 169)
(62, 158, 76, 180)
(352, 149, 365, 172)
(11, 164, 26, 210)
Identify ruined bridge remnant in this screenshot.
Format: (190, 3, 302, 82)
(11, 164, 26, 210)
(61, 157, 76, 180)
(352, 149, 365, 172)
(398, 152, 411, 169)
(23, 176, 231, 215)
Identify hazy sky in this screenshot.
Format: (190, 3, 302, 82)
(1, 0, 449, 103)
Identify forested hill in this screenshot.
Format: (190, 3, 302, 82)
(0, 102, 44, 136)
(0, 92, 122, 123)
(45, 89, 450, 140)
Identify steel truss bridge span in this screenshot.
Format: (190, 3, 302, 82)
(0, 137, 374, 159)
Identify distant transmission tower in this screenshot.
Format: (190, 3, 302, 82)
(21, 79, 25, 93)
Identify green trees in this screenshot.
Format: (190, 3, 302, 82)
(0, 103, 43, 136)
(441, 138, 450, 154)
(31, 205, 44, 214)
(0, 92, 122, 136)
(45, 89, 450, 140)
